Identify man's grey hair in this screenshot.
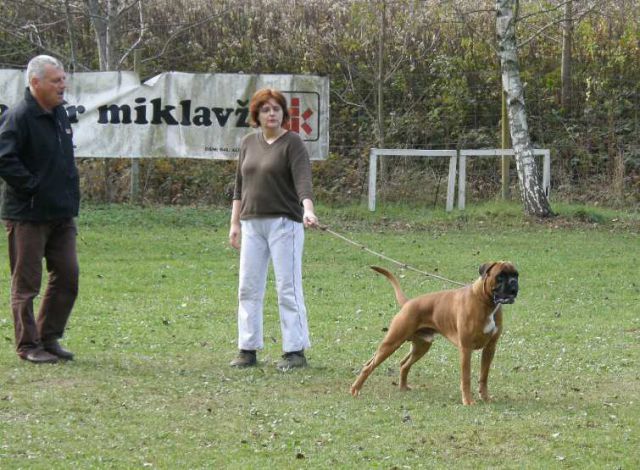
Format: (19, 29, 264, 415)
(26, 55, 64, 83)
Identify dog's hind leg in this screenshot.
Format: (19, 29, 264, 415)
(350, 308, 419, 397)
(350, 336, 406, 396)
(399, 334, 433, 391)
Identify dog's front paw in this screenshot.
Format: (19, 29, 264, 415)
(479, 386, 492, 402)
(350, 385, 360, 397)
(462, 397, 476, 406)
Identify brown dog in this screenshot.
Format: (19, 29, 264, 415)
(350, 262, 519, 405)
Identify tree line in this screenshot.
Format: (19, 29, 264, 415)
(0, 0, 638, 207)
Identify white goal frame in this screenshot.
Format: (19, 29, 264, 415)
(457, 149, 550, 210)
(368, 148, 458, 212)
(367, 148, 551, 211)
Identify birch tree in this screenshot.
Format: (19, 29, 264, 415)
(496, 0, 553, 217)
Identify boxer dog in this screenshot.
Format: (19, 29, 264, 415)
(350, 262, 518, 405)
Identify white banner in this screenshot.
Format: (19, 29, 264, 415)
(0, 71, 329, 160)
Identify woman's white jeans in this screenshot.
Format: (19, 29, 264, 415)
(237, 217, 310, 352)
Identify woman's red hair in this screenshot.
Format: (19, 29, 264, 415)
(249, 88, 290, 128)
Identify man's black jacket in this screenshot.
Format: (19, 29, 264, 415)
(0, 88, 80, 221)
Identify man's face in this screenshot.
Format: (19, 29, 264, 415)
(31, 64, 66, 112)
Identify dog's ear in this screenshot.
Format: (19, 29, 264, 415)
(479, 262, 497, 277)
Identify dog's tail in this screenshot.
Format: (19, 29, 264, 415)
(371, 266, 409, 306)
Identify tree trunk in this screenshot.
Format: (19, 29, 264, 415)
(85, 0, 120, 72)
(561, 0, 573, 111)
(377, 0, 388, 184)
(496, 0, 553, 218)
(85, 0, 122, 202)
(64, 0, 78, 72)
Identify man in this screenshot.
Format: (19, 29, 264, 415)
(0, 55, 80, 364)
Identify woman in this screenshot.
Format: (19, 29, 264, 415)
(229, 88, 319, 370)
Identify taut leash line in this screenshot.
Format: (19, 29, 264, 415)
(318, 225, 466, 287)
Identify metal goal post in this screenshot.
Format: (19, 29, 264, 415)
(457, 149, 550, 210)
(368, 148, 458, 212)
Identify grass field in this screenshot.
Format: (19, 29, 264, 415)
(0, 202, 638, 469)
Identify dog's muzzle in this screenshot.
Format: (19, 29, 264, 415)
(493, 277, 519, 304)
(493, 293, 517, 304)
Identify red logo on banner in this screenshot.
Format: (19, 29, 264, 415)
(286, 97, 314, 135)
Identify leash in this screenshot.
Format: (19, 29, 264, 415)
(318, 224, 466, 287)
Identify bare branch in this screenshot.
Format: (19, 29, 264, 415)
(0, 16, 91, 70)
(141, 8, 229, 64)
(518, 16, 566, 48)
(331, 89, 375, 123)
(517, 0, 601, 48)
(117, 0, 144, 69)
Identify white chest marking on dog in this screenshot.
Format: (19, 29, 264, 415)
(484, 305, 501, 335)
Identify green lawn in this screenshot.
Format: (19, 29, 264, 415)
(0, 203, 638, 469)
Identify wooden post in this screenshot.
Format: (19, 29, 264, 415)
(376, 0, 387, 183)
(131, 49, 141, 204)
(501, 89, 510, 199)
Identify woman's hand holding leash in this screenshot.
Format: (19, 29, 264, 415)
(302, 198, 319, 229)
(303, 210, 319, 229)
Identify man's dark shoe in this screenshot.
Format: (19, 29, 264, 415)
(43, 341, 74, 361)
(276, 350, 307, 371)
(230, 349, 257, 368)
(22, 349, 59, 364)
